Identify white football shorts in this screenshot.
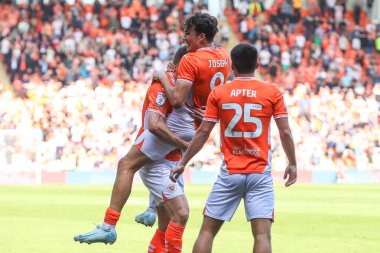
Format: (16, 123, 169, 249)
(139, 159, 184, 206)
(204, 163, 275, 222)
(134, 126, 195, 161)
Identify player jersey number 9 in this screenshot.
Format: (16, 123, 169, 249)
(222, 103, 263, 138)
(210, 72, 225, 90)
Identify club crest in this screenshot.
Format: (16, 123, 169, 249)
(167, 183, 176, 192)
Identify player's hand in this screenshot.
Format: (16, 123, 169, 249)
(152, 71, 165, 83)
(190, 106, 206, 123)
(182, 141, 190, 149)
(167, 61, 176, 72)
(283, 164, 297, 187)
(179, 140, 190, 150)
(170, 164, 185, 182)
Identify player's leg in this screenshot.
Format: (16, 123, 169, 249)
(135, 193, 157, 227)
(140, 159, 177, 253)
(244, 173, 274, 253)
(251, 218, 272, 253)
(192, 216, 224, 253)
(164, 195, 189, 253)
(192, 163, 245, 253)
(109, 145, 152, 212)
(106, 130, 176, 220)
(164, 195, 189, 226)
(147, 193, 158, 214)
(74, 131, 177, 245)
(150, 158, 187, 253)
(148, 204, 170, 253)
(73, 145, 151, 244)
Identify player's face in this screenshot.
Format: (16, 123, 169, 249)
(184, 26, 203, 52)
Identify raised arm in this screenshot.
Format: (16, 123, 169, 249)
(147, 111, 188, 150)
(274, 117, 297, 187)
(157, 71, 192, 108)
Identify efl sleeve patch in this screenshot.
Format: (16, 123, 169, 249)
(155, 92, 167, 106)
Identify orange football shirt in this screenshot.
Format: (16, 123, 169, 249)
(203, 77, 288, 174)
(135, 72, 181, 161)
(176, 47, 231, 111)
(136, 72, 174, 139)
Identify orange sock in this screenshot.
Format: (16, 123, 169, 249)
(165, 221, 185, 253)
(104, 207, 121, 226)
(148, 229, 166, 253)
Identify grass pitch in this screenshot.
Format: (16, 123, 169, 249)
(0, 184, 379, 253)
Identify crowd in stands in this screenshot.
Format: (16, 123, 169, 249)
(0, 0, 379, 174)
(226, 0, 380, 172)
(0, 0, 224, 171)
(0, 0, 211, 96)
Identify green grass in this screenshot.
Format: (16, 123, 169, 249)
(0, 184, 379, 253)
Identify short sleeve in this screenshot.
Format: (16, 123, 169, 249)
(176, 54, 197, 85)
(203, 89, 219, 122)
(147, 83, 172, 117)
(273, 88, 288, 119)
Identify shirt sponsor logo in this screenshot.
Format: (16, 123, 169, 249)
(232, 145, 261, 157)
(156, 92, 166, 106)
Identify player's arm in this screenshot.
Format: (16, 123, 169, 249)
(170, 120, 216, 181)
(170, 89, 218, 182)
(147, 111, 189, 150)
(156, 72, 192, 108)
(275, 117, 297, 187)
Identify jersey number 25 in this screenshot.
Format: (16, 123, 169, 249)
(222, 103, 263, 138)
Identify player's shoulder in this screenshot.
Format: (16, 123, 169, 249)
(199, 47, 229, 58)
(255, 81, 283, 101)
(217, 47, 230, 57)
(266, 82, 282, 94)
(149, 81, 164, 94)
(254, 80, 280, 91)
(177, 52, 199, 68)
(181, 52, 198, 61)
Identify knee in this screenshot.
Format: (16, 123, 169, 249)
(174, 207, 189, 225)
(117, 157, 137, 173)
(254, 232, 271, 245)
(178, 209, 189, 223)
(198, 227, 217, 243)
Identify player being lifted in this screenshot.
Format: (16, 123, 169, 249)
(170, 43, 297, 253)
(74, 47, 189, 251)
(134, 61, 186, 229)
(74, 12, 230, 253)
(135, 46, 190, 253)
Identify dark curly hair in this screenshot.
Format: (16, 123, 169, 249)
(183, 12, 218, 42)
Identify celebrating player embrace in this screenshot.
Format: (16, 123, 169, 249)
(170, 43, 297, 253)
(74, 12, 230, 253)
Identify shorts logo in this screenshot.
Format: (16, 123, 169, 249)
(156, 92, 166, 106)
(167, 183, 177, 193)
